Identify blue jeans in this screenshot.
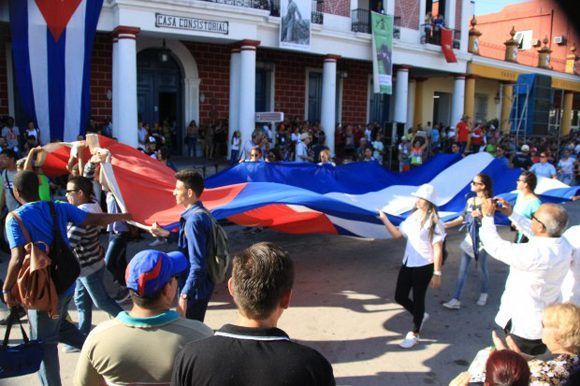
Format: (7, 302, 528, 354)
(105, 232, 129, 286)
(452, 250, 489, 300)
(74, 266, 123, 335)
(28, 292, 86, 386)
(230, 149, 239, 165)
(186, 137, 197, 157)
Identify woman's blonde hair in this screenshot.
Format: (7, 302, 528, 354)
(543, 303, 580, 354)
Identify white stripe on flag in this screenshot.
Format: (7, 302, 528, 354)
(28, 0, 50, 145)
(325, 152, 496, 215)
(64, 0, 87, 142)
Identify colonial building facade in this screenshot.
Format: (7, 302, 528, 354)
(0, 0, 578, 153)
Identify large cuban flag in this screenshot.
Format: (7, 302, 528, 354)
(40, 135, 579, 239)
(9, 0, 104, 144)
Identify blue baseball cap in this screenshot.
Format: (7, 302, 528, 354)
(125, 250, 188, 297)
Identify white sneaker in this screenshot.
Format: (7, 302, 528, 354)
(61, 345, 80, 353)
(420, 312, 430, 331)
(399, 331, 419, 349)
(476, 293, 488, 306)
(442, 298, 461, 310)
(149, 238, 167, 247)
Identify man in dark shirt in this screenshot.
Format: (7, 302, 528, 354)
(512, 144, 533, 170)
(171, 242, 335, 386)
(150, 169, 214, 321)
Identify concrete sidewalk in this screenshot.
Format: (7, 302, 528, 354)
(1, 201, 578, 386)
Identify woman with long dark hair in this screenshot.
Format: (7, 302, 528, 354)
(378, 184, 446, 348)
(443, 173, 493, 310)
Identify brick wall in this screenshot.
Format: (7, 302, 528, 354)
(89, 33, 113, 124)
(395, 0, 420, 30)
(321, 0, 351, 17)
(339, 59, 372, 124)
(0, 25, 10, 117)
(19, 36, 371, 128)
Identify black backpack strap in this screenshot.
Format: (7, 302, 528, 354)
(2, 308, 29, 349)
(48, 201, 60, 241)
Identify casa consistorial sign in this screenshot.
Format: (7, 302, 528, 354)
(155, 13, 229, 35)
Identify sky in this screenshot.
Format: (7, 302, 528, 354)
(474, 0, 531, 15)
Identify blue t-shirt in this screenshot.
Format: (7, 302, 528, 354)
(513, 193, 541, 242)
(530, 162, 556, 178)
(7, 201, 88, 250)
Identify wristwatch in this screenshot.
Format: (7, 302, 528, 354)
(433, 270, 442, 276)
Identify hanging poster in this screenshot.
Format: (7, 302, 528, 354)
(280, 0, 312, 50)
(371, 12, 393, 94)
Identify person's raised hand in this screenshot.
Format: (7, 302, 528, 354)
(495, 197, 513, 217)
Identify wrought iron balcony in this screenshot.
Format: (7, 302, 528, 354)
(201, 0, 273, 12)
(420, 23, 461, 49)
(351, 9, 401, 38)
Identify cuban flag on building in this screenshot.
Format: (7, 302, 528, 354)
(9, 0, 104, 144)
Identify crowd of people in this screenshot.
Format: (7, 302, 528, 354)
(0, 113, 579, 386)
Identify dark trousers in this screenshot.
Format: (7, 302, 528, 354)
(504, 320, 547, 356)
(395, 263, 434, 333)
(104, 232, 129, 286)
(186, 298, 210, 322)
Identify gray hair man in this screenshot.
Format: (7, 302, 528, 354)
(479, 198, 573, 356)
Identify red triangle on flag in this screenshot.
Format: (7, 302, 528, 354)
(35, 0, 82, 42)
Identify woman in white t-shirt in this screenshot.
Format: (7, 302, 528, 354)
(557, 150, 575, 185)
(378, 184, 446, 349)
(230, 130, 241, 165)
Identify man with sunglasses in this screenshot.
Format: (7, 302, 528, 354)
(75, 250, 213, 386)
(479, 197, 573, 356)
(530, 152, 557, 179)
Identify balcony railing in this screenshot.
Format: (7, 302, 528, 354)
(201, 1, 322, 24)
(201, 0, 273, 12)
(420, 23, 461, 49)
(351, 9, 401, 38)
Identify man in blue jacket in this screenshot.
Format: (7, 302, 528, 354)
(150, 169, 214, 321)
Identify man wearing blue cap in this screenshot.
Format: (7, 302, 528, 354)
(74, 249, 213, 386)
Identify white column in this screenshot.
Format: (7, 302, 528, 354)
(321, 54, 339, 154)
(112, 37, 119, 140)
(238, 40, 259, 146)
(419, 0, 427, 39)
(386, 0, 395, 15)
(406, 79, 416, 131)
(460, 0, 470, 52)
(451, 74, 465, 128)
(113, 26, 140, 147)
(228, 49, 241, 156)
(394, 66, 410, 124)
(446, 0, 456, 31)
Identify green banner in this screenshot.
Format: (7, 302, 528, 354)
(371, 12, 393, 95)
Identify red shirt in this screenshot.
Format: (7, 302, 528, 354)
(456, 121, 469, 143)
(471, 127, 483, 145)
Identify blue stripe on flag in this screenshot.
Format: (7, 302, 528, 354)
(8, 0, 37, 125)
(47, 29, 66, 141)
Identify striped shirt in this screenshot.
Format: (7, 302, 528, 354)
(67, 201, 104, 277)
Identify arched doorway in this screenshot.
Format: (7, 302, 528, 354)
(137, 49, 183, 154)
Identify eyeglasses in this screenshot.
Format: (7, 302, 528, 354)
(250, 153, 260, 158)
(531, 212, 546, 228)
(517, 179, 526, 183)
(66, 189, 80, 194)
(540, 154, 547, 158)
(471, 181, 484, 186)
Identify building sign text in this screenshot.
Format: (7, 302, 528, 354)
(155, 13, 229, 35)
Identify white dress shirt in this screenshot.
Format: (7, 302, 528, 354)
(509, 214, 579, 305)
(479, 215, 573, 340)
(399, 211, 446, 268)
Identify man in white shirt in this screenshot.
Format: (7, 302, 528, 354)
(295, 133, 312, 162)
(479, 198, 573, 355)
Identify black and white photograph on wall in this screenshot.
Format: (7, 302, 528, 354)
(280, 0, 311, 50)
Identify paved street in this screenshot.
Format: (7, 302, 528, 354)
(1, 200, 578, 386)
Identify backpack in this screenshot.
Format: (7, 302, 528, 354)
(195, 207, 230, 284)
(8, 212, 59, 317)
(47, 202, 81, 294)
